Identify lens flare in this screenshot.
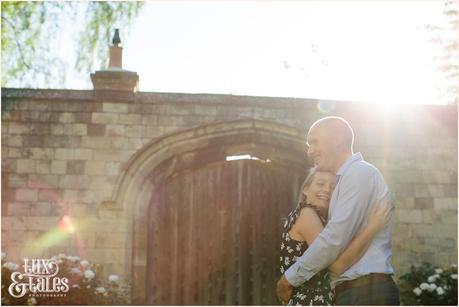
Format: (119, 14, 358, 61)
(59, 215, 75, 234)
(317, 100, 335, 113)
(20, 181, 86, 260)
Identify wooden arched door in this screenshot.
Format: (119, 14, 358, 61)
(146, 158, 305, 305)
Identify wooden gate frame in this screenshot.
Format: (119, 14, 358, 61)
(111, 119, 310, 304)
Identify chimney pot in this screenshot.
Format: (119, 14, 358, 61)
(90, 28, 139, 93)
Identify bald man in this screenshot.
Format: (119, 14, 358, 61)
(277, 117, 399, 305)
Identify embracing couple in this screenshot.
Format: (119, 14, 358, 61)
(277, 117, 400, 305)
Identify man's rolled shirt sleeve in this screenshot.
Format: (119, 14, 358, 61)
(284, 168, 377, 287)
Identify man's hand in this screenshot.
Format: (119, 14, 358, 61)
(276, 275, 293, 305)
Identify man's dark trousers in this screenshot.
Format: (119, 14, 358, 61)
(334, 273, 400, 305)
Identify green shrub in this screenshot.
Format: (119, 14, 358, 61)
(399, 262, 457, 306)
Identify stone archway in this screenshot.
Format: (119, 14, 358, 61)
(112, 119, 310, 304)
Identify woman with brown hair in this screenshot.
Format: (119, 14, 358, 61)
(279, 168, 391, 305)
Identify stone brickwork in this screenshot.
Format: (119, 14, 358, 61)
(1, 88, 457, 289)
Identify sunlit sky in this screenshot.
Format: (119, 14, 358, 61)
(62, 1, 454, 105)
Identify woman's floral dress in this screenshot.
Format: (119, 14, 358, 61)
(280, 202, 334, 306)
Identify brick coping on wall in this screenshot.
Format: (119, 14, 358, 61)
(2, 86, 457, 108)
(0, 87, 324, 107)
(2, 87, 457, 131)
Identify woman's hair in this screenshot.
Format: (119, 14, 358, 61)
(297, 167, 318, 205)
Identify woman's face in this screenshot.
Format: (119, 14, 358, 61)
(303, 171, 336, 210)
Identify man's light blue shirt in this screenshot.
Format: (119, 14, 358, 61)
(284, 153, 394, 289)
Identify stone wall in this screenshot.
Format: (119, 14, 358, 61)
(1, 88, 457, 288)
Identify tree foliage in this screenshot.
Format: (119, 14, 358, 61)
(74, 1, 143, 75)
(1, 1, 143, 88)
(425, 0, 458, 105)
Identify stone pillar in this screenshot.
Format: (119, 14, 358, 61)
(90, 29, 139, 100)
